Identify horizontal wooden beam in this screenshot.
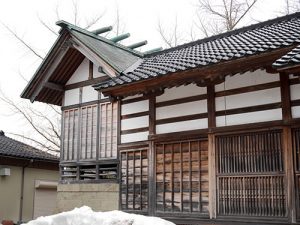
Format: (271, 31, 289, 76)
(44, 82, 64, 92)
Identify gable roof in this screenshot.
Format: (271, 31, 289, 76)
(273, 44, 300, 69)
(21, 21, 142, 105)
(94, 12, 300, 90)
(0, 131, 58, 162)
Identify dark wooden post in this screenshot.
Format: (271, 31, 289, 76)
(207, 84, 217, 218)
(148, 93, 156, 216)
(280, 73, 296, 223)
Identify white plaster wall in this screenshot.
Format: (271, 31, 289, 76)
(216, 88, 281, 111)
(64, 88, 80, 106)
(215, 70, 279, 92)
(290, 84, 300, 100)
(121, 116, 149, 130)
(216, 108, 282, 127)
(156, 84, 206, 102)
(121, 100, 149, 115)
(292, 106, 300, 118)
(82, 86, 99, 103)
(156, 100, 207, 120)
(121, 131, 149, 143)
(66, 58, 89, 85)
(156, 118, 208, 134)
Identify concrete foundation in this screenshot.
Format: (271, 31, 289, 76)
(56, 183, 119, 212)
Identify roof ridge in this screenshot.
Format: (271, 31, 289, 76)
(56, 20, 144, 58)
(146, 11, 300, 57)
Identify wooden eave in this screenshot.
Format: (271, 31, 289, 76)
(276, 63, 300, 75)
(101, 46, 298, 100)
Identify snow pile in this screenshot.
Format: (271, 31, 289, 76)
(22, 206, 175, 225)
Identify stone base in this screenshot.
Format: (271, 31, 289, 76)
(56, 183, 119, 213)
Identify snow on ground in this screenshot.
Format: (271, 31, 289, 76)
(22, 206, 175, 225)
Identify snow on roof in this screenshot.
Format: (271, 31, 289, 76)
(22, 206, 175, 225)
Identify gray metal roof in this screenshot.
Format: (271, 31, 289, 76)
(273, 45, 300, 69)
(0, 131, 58, 162)
(94, 12, 300, 90)
(71, 30, 140, 73)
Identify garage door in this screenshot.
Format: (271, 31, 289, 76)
(33, 180, 57, 219)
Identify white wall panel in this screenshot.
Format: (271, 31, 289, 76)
(216, 88, 281, 111)
(121, 131, 149, 143)
(121, 100, 149, 115)
(216, 109, 282, 127)
(156, 100, 207, 119)
(66, 58, 89, 84)
(215, 70, 279, 92)
(82, 86, 99, 103)
(121, 116, 149, 130)
(122, 94, 143, 101)
(290, 84, 300, 100)
(156, 118, 208, 134)
(156, 84, 206, 103)
(64, 88, 80, 106)
(292, 106, 300, 118)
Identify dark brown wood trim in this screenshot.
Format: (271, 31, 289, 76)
(149, 94, 156, 135)
(280, 73, 292, 123)
(65, 76, 109, 90)
(215, 81, 280, 97)
(292, 99, 300, 107)
(207, 84, 216, 129)
(121, 96, 148, 105)
(156, 113, 208, 125)
(89, 61, 93, 80)
(290, 77, 300, 85)
(215, 102, 282, 117)
(121, 111, 149, 120)
(118, 141, 149, 151)
(156, 94, 207, 108)
(61, 98, 110, 110)
(149, 129, 209, 142)
(283, 127, 297, 223)
(121, 127, 149, 135)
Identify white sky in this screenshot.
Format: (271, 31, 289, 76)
(0, 0, 286, 140)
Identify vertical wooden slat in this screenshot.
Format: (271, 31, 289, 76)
(208, 134, 216, 218)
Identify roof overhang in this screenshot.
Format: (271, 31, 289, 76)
(99, 46, 297, 100)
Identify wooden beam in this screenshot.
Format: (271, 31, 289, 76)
(207, 84, 216, 129)
(30, 46, 70, 102)
(283, 127, 296, 223)
(44, 82, 64, 92)
(280, 73, 292, 123)
(149, 94, 156, 136)
(208, 133, 216, 219)
(89, 60, 93, 80)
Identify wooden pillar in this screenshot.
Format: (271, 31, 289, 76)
(148, 93, 156, 216)
(283, 127, 296, 223)
(207, 84, 217, 219)
(280, 72, 296, 222)
(280, 73, 292, 123)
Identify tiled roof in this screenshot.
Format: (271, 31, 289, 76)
(272, 45, 300, 69)
(0, 131, 58, 162)
(94, 12, 300, 90)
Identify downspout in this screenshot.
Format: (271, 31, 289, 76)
(18, 159, 33, 225)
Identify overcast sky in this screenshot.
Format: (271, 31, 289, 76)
(0, 0, 287, 142)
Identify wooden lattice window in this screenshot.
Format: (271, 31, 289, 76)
(155, 140, 209, 214)
(292, 128, 300, 219)
(80, 105, 97, 160)
(216, 130, 286, 217)
(62, 108, 79, 161)
(120, 149, 148, 211)
(99, 102, 118, 159)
